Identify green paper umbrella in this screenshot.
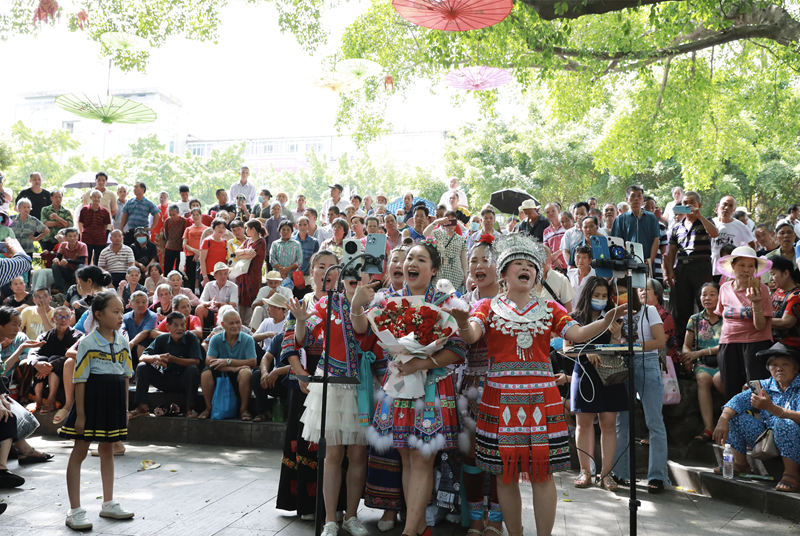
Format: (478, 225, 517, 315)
(100, 31, 149, 52)
(335, 59, 382, 80)
(55, 94, 157, 124)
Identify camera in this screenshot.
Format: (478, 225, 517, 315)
(341, 238, 363, 280)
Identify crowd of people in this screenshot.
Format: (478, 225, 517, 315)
(1, 168, 800, 534)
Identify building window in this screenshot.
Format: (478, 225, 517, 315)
(61, 121, 75, 133)
(288, 143, 298, 153)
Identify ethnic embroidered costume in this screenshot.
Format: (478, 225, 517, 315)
(470, 296, 578, 483)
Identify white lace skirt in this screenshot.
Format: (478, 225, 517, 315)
(300, 380, 366, 446)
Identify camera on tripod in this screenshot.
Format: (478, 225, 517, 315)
(340, 234, 387, 281)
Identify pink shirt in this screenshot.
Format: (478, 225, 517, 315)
(715, 280, 772, 343)
(543, 224, 566, 270)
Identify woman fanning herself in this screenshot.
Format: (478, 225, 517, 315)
(715, 246, 773, 401)
(681, 282, 723, 441)
(462, 236, 504, 535)
(569, 276, 627, 491)
(451, 235, 626, 536)
(351, 240, 468, 536)
(287, 274, 382, 536)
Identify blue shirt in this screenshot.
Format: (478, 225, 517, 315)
(208, 331, 257, 361)
(291, 232, 320, 275)
(122, 196, 160, 228)
(611, 209, 660, 259)
(122, 309, 158, 339)
(725, 374, 800, 429)
(74, 329, 133, 382)
(0, 332, 31, 378)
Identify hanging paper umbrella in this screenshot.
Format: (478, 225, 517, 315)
(336, 58, 383, 80)
(445, 66, 512, 90)
(392, 0, 512, 32)
(312, 72, 360, 94)
(100, 31, 149, 52)
(33, 0, 59, 25)
(55, 94, 157, 124)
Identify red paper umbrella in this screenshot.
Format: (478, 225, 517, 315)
(444, 66, 512, 90)
(392, 0, 512, 31)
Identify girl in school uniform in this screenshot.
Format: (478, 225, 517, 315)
(58, 290, 134, 531)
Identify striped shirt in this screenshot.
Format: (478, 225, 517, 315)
(669, 218, 712, 258)
(74, 329, 133, 382)
(543, 224, 567, 269)
(270, 238, 302, 268)
(98, 244, 135, 274)
(122, 196, 160, 228)
(0, 252, 32, 287)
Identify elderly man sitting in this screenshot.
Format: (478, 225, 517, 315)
(195, 262, 238, 328)
(199, 308, 256, 420)
(713, 342, 800, 492)
(248, 270, 293, 330)
(129, 311, 203, 419)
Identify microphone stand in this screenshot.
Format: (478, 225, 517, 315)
(308, 258, 366, 536)
(591, 256, 648, 536)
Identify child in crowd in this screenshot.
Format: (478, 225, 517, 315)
(20, 287, 55, 339)
(59, 290, 134, 531)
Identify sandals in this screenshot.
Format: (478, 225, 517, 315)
(241, 411, 253, 421)
(600, 473, 618, 492)
(17, 451, 54, 465)
(483, 526, 503, 536)
(776, 473, 800, 493)
(694, 429, 713, 442)
(52, 408, 69, 425)
(39, 402, 56, 414)
(574, 470, 593, 488)
(197, 409, 211, 420)
(128, 407, 151, 420)
(647, 479, 665, 494)
(252, 414, 266, 422)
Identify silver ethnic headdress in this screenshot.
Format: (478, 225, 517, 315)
(495, 233, 546, 283)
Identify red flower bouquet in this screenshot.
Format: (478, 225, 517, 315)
(367, 296, 460, 398)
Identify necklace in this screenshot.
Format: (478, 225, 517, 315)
(489, 295, 552, 360)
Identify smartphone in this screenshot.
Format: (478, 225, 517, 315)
(0, 243, 7, 254)
(589, 235, 613, 278)
(673, 205, 692, 215)
(747, 380, 763, 395)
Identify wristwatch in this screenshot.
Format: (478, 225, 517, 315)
(226, 358, 232, 366)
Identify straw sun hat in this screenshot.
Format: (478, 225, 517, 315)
(715, 246, 772, 278)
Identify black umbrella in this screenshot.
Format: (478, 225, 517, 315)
(489, 188, 538, 214)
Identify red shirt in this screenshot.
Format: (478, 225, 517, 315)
(182, 225, 207, 257)
(150, 204, 169, 242)
(78, 205, 111, 245)
(200, 237, 228, 274)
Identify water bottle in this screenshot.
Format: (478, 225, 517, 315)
(722, 443, 734, 479)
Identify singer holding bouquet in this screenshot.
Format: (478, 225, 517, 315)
(350, 240, 468, 536)
(451, 234, 626, 536)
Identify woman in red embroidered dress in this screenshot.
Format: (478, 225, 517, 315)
(452, 234, 626, 536)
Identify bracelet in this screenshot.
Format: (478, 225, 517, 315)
(350, 308, 366, 318)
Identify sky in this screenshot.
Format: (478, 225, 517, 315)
(0, 1, 505, 141)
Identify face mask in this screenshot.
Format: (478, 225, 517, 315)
(470, 222, 480, 231)
(259, 196, 265, 203)
(591, 299, 607, 311)
(136, 237, 147, 244)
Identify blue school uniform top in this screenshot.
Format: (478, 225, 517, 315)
(74, 329, 133, 383)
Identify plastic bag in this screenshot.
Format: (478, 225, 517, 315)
(662, 355, 681, 405)
(210, 375, 238, 420)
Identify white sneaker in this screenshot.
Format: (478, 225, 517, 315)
(99, 500, 134, 520)
(321, 521, 339, 536)
(65, 508, 93, 531)
(342, 516, 368, 536)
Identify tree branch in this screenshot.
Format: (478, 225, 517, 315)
(519, 0, 664, 20)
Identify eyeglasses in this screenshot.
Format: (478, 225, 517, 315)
(54, 314, 71, 320)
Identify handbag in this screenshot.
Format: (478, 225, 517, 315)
(595, 354, 628, 386)
(7, 395, 40, 439)
(210, 375, 238, 420)
(292, 270, 305, 288)
(751, 428, 780, 461)
(661, 354, 681, 405)
(229, 257, 251, 280)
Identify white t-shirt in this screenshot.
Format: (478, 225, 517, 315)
(255, 317, 285, 351)
(535, 269, 575, 307)
(199, 280, 239, 306)
(567, 267, 595, 308)
(631, 305, 663, 358)
(176, 200, 191, 216)
(710, 218, 755, 275)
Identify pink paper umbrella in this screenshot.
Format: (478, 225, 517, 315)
(444, 66, 513, 90)
(392, 0, 512, 31)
